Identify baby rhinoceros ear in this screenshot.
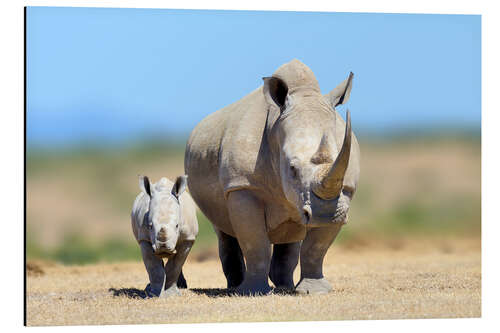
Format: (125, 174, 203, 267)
(139, 175, 152, 197)
(172, 175, 188, 199)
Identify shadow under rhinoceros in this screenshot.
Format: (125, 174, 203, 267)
(108, 287, 148, 299)
(189, 288, 233, 297)
(190, 287, 297, 297)
(108, 287, 297, 299)
(108, 287, 231, 299)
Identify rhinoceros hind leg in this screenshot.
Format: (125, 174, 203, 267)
(215, 228, 246, 288)
(296, 224, 342, 295)
(269, 242, 300, 289)
(227, 190, 272, 295)
(176, 270, 187, 289)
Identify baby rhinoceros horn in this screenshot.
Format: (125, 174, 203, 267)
(313, 109, 352, 200)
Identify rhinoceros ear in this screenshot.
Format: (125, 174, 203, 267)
(326, 72, 353, 107)
(172, 175, 188, 199)
(263, 76, 289, 110)
(139, 175, 152, 197)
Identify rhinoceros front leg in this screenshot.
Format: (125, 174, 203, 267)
(215, 227, 246, 288)
(140, 241, 165, 297)
(295, 224, 342, 295)
(163, 240, 194, 297)
(269, 242, 300, 289)
(227, 190, 271, 295)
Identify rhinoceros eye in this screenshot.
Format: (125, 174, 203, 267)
(290, 165, 297, 178)
(342, 186, 354, 198)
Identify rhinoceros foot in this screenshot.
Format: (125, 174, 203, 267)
(162, 284, 181, 297)
(144, 283, 163, 298)
(144, 283, 181, 298)
(235, 279, 272, 296)
(295, 278, 332, 295)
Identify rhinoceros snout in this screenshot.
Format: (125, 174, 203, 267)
(153, 242, 176, 256)
(152, 226, 177, 256)
(157, 226, 168, 242)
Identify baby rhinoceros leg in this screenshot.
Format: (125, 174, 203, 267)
(163, 240, 194, 297)
(140, 241, 165, 297)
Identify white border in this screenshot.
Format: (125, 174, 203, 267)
(2, 0, 498, 332)
(18, 0, 485, 14)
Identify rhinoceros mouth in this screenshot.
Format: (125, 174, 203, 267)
(153, 250, 176, 258)
(304, 190, 349, 227)
(152, 242, 177, 257)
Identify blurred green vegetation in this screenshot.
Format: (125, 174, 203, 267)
(26, 212, 217, 265)
(26, 133, 480, 265)
(27, 233, 140, 265)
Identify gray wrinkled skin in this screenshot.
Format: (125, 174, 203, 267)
(185, 59, 360, 295)
(131, 175, 198, 297)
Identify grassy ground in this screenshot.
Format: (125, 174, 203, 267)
(25, 136, 481, 325)
(26, 236, 480, 326)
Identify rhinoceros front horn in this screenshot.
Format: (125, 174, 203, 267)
(313, 110, 352, 200)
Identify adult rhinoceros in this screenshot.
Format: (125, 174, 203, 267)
(184, 59, 360, 295)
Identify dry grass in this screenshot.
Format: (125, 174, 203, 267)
(26, 237, 481, 326)
(26, 139, 481, 324)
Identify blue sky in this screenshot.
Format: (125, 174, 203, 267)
(26, 7, 481, 147)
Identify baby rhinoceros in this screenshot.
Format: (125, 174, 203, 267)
(131, 175, 198, 297)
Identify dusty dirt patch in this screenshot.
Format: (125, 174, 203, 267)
(27, 262, 45, 277)
(26, 237, 480, 326)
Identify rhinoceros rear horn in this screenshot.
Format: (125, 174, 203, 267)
(263, 76, 288, 110)
(313, 110, 352, 200)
